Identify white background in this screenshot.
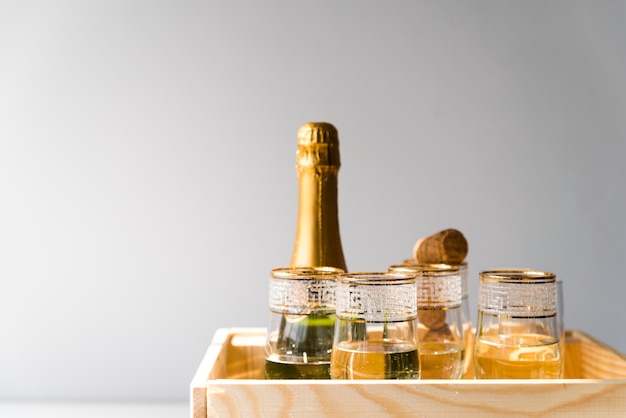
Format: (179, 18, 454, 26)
(1, 0, 625, 402)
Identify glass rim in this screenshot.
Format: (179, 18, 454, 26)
(389, 263, 461, 276)
(337, 271, 416, 285)
(402, 258, 467, 268)
(479, 269, 556, 284)
(271, 266, 344, 280)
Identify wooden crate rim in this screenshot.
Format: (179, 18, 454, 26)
(205, 378, 626, 385)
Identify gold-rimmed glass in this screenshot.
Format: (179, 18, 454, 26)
(473, 269, 562, 379)
(402, 259, 473, 375)
(264, 266, 344, 379)
(331, 272, 420, 380)
(390, 263, 465, 379)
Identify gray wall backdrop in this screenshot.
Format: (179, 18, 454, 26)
(1, 0, 625, 402)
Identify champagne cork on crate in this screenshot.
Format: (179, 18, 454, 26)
(412, 228, 468, 265)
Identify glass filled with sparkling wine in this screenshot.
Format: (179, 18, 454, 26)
(401, 259, 473, 376)
(330, 272, 420, 380)
(390, 263, 466, 379)
(473, 269, 562, 379)
(264, 266, 344, 379)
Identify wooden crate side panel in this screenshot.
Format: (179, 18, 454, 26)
(571, 331, 626, 379)
(191, 328, 263, 418)
(564, 335, 583, 379)
(191, 329, 232, 418)
(205, 380, 626, 418)
(224, 331, 265, 379)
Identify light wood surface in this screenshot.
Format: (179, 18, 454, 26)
(191, 328, 626, 417)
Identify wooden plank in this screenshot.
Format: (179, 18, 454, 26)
(571, 331, 626, 379)
(204, 380, 626, 417)
(223, 330, 265, 379)
(190, 328, 231, 418)
(563, 332, 583, 379)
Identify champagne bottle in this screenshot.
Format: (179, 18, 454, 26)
(264, 123, 349, 380)
(290, 122, 347, 271)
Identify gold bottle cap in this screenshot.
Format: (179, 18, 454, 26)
(296, 122, 341, 169)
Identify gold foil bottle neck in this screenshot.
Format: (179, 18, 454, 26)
(290, 121, 347, 271)
(296, 122, 341, 169)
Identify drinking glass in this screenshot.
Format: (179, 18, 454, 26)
(330, 272, 420, 380)
(390, 263, 465, 379)
(473, 269, 562, 379)
(401, 260, 473, 375)
(264, 266, 344, 379)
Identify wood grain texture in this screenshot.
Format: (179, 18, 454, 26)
(191, 328, 626, 418)
(190, 328, 231, 418)
(204, 380, 626, 417)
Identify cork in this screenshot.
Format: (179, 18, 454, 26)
(422, 324, 453, 342)
(413, 228, 468, 265)
(418, 309, 447, 330)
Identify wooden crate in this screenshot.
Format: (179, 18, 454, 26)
(190, 328, 626, 417)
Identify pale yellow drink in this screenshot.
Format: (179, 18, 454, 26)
(330, 338, 419, 380)
(474, 333, 562, 379)
(420, 342, 465, 379)
(462, 321, 473, 375)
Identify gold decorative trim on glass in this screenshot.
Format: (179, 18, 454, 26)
(389, 263, 462, 309)
(478, 269, 557, 318)
(269, 267, 344, 314)
(335, 272, 418, 322)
